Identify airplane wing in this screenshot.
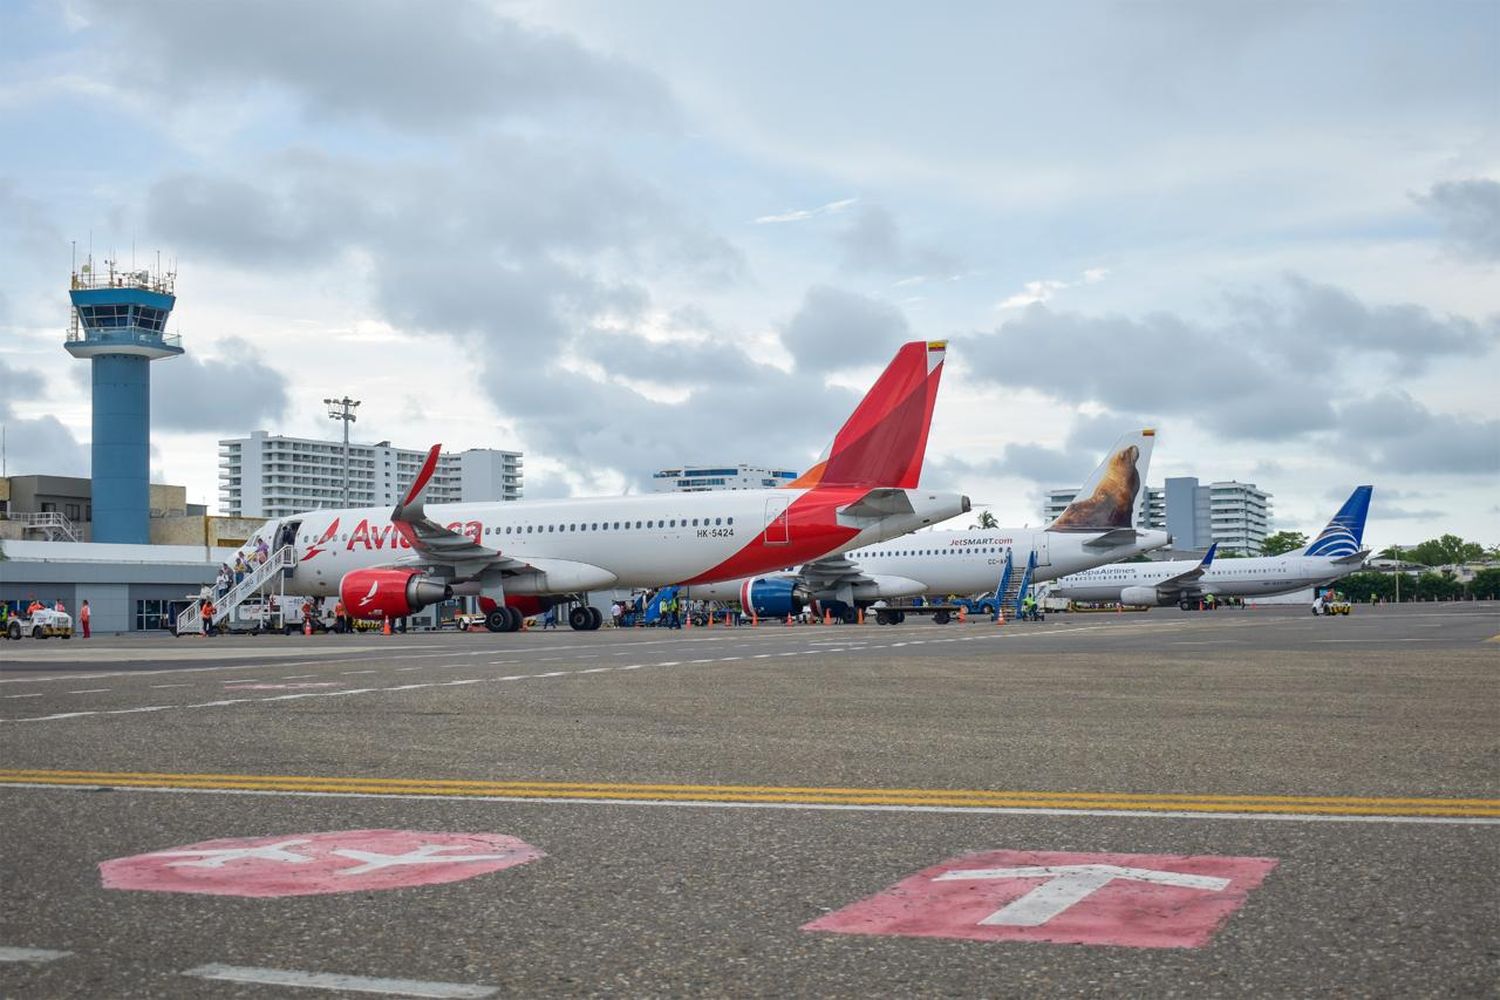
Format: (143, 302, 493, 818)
(797, 552, 870, 590)
(1155, 543, 1218, 593)
(388, 445, 528, 577)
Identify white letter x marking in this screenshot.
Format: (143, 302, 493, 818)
(148, 839, 314, 869)
(935, 864, 1230, 926)
(331, 844, 519, 876)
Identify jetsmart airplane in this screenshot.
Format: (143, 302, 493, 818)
(1048, 486, 1374, 608)
(231, 341, 969, 633)
(691, 429, 1172, 619)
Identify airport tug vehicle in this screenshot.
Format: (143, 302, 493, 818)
(5, 608, 74, 640)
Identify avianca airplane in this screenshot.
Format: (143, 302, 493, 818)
(240, 341, 968, 632)
(1049, 486, 1374, 608)
(691, 429, 1172, 618)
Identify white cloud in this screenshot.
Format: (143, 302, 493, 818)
(753, 196, 858, 224)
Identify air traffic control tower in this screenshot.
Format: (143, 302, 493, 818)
(64, 257, 182, 543)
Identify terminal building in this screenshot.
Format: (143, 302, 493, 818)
(650, 465, 798, 492)
(1044, 477, 1272, 555)
(218, 432, 523, 517)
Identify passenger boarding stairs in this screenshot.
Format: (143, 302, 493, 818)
(989, 549, 1038, 621)
(175, 545, 296, 635)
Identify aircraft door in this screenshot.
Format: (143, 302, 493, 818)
(1033, 531, 1050, 567)
(764, 497, 791, 545)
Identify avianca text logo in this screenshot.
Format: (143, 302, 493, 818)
(343, 518, 484, 551)
(303, 518, 341, 561)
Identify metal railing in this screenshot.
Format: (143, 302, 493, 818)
(176, 545, 296, 635)
(5, 511, 80, 543)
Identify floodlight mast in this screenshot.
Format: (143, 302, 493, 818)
(324, 396, 361, 507)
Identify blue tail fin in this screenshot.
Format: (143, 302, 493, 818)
(1301, 487, 1373, 557)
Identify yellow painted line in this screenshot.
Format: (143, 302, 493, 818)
(2, 769, 1497, 818)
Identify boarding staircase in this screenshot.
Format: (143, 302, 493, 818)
(989, 549, 1039, 621)
(175, 545, 296, 635)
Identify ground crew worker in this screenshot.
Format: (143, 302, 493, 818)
(201, 598, 216, 636)
(80, 600, 91, 639)
(334, 598, 347, 634)
(1205, 593, 1217, 610)
(0, 603, 9, 630)
(27, 597, 44, 616)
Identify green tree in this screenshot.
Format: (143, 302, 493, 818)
(1338, 571, 1395, 602)
(1414, 570, 1462, 601)
(1406, 534, 1484, 567)
(1260, 531, 1308, 556)
(970, 510, 999, 529)
(1467, 568, 1500, 600)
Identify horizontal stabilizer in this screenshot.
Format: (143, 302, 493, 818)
(837, 487, 916, 522)
(1082, 527, 1142, 549)
(1329, 549, 1370, 566)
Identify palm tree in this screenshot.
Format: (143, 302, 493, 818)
(970, 510, 998, 529)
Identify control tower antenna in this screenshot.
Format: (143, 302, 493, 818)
(64, 249, 183, 543)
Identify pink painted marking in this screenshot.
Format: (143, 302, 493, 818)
(803, 849, 1277, 949)
(100, 829, 544, 898)
(222, 682, 342, 690)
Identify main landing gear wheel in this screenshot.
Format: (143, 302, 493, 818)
(842, 608, 860, 625)
(586, 606, 603, 630)
(933, 610, 951, 625)
(485, 607, 523, 633)
(569, 606, 597, 631)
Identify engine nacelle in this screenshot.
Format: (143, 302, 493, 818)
(737, 576, 810, 618)
(1119, 586, 1163, 607)
(340, 569, 452, 619)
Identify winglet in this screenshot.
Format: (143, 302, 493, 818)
(1201, 542, 1218, 569)
(394, 443, 442, 521)
(785, 340, 946, 490)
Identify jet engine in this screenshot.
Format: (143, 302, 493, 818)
(1118, 586, 1164, 607)
(339, 568, 452, 619)
(737, 576, 811, 618)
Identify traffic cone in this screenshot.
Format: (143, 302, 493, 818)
(751, 612, 758, 627)
(857, 608, 864, 625)
(823, 608, 832, 625)
(785, 613, 793, 627)
(303, 616, 312, 636)
(382, 616, 392, 636)
(685, 611, 693, 629)
(957, 606, 967, 623)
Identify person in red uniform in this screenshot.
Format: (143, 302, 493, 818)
(80, 600, 91, 639)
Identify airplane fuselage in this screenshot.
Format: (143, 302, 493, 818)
(258, 487, 967, 599)
(1050, 554, 1359, 604)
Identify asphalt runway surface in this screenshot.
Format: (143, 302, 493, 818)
(2, 604, 1497, 997)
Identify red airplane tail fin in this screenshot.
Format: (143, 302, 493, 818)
(786, 341, 946, 490)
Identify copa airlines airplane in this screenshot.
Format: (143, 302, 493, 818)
(691, 429, 1172, 618)
(237, 341, 968, 633)
(1048, 486, 1374, 608)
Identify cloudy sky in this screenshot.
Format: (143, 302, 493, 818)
(1, 0, 1496, 547)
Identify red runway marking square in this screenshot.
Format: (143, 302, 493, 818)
(803, 849, 1277, 949)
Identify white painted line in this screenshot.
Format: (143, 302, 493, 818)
(3, 693, 43, 699)
(9, 782, 1494, 827)
(283, 674, 317, 680)
(0, 946, 73, 963)
(341, 670, 378, 675)
(67, 689, 111, 694)
(150, 683, 190, 689)
(182, 963, 497, 997)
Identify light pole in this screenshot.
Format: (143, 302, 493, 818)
(324, 396, 361, 507)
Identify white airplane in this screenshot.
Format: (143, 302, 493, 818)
(691, 429, 1171, 619)
(236, 341, 969, 632)
(1048, 486, 1374, 608)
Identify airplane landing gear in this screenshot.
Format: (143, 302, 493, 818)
(485, 607, 523, 632)
(568, 605, 603, 631)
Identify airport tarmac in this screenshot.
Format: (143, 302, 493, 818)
(2, 603, 1497, 997)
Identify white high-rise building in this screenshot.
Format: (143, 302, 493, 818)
(650, 464, 799, 492)
(219, 431, 522, 518)
(1042, 477, 1271, 554)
